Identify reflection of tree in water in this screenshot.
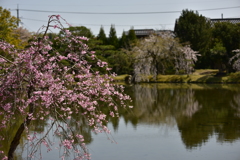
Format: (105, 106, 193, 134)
(127, 84, 202, 127)
(0, 107, 94, 159)
(230, 93, 240, 117)
(119, 84, 240, 150)
(5, 84, 240, 157)
(178, 88, 240, 150)
(0, 114, 26, 160)
(215, 92, 240, 143)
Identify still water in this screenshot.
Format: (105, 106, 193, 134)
(87, 84, 240, 160)
(8, 84, 240, 159)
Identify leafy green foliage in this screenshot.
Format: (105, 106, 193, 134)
(107, 24, 119, 49)
(211, 22, 240, 72)
(119, 31, 128, 48)
(97, 26, 107, 45)
(0, 7, 21, 48)
(62, 26, 94, 38)
(212, 22, 240, 54)
(119, 28, 137, 49)
(108, 51, 133, 75)
(174, 9, 212, 68)
(127, 28, 137, 45)
(210, 42, 227, 72)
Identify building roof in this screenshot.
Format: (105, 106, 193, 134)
(125, 29, 173, 38)
(133, 29, 155, 36)
(210, 18, 240, 25)
(125, 29, 154, 38)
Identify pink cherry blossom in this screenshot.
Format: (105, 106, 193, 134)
(56, 14, 60, 20)
(0, 15, 132, 160)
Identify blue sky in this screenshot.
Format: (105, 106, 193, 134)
(1, 0, 240, 37)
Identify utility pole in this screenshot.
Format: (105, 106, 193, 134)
(17, 4, 19, 27)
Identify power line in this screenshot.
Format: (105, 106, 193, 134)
(13, 8, 180, 14)
(21, 17, 174, 27)
(10, 6, 240, 15)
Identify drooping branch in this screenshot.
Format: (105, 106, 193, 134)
(129, 34, 199, 82)
(229, 49, 240, 71)
(0, 15, 132, 160)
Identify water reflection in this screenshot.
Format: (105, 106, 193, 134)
(117, 84, 240, 150)
(0, 114, 26, 159)
(2, 84, 240, 159)
(231, 93, 240, 117)
(132, 84, 201, 123)
(0, 107, 94, 159)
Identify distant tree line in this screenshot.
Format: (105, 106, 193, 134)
(59, 25, 138, 75)
(174, 9, 240, 73)
(1, 6, 240, 78)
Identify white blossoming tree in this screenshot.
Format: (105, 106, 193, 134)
(128, 33, 199, 82)
(230, 49, 240, 71)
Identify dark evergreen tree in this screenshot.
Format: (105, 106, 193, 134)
(211, 22, 240, 73)
(174, 9, 212, 68)
(97, 26, 107, 45)
(212, 22, 240, 54)
(119, 31, 128, 48)
(127, 27, 137, 44)
(108, 24, 119, 49)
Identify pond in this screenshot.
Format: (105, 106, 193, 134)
(86, 84, 240, 160)
(4, 84, 240, 159)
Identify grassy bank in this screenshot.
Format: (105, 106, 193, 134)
(113, 69, 240, 83)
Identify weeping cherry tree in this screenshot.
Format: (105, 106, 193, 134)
(0, 15, 132, 160)
(229, 49, 240, 71)
(129, 32, 199, 82)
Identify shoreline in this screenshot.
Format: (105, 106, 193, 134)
(113, 69, 240, 84)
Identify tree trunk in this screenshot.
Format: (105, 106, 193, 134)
(8, 86, 34, 160)
(7, 117, 32, 160)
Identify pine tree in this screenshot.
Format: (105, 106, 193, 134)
(108, 24, 119, 49)
(127, 27, 137, 45)
(119, 31, 127, 48)
(97, 26, 107, 45)
(174, 9, 212, 68)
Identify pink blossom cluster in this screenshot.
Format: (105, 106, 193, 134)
(0, 15, 131, 160)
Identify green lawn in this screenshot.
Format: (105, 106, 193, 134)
(113, 69, 240, 83)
